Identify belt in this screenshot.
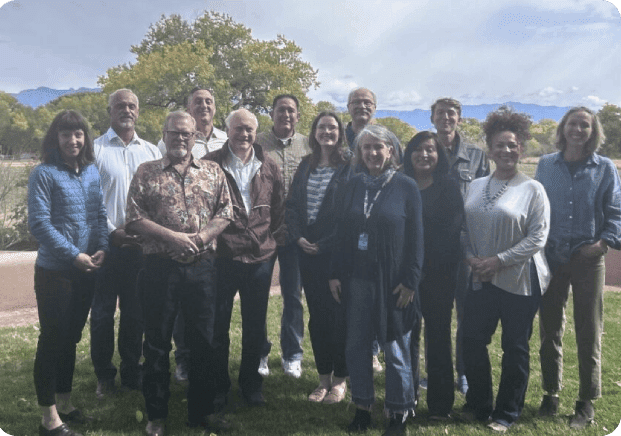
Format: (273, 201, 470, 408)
(151, 251, 215, 265)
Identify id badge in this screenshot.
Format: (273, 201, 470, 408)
(358, 232, 369, 251)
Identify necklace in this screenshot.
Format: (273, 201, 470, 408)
(483, 176, 510, 211)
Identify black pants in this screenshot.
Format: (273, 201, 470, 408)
(299, 250, 347, 378)
(463, 278, 541, 425)
(140, 255, 218, 423)
(412, 263, 457, 416)
(34, 265, 96, 406)
(212, 257, 275, 396)
(90, 244, 144, 387)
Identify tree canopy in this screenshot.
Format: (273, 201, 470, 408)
(598, 104, 621, 158)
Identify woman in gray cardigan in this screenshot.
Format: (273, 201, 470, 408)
(460, 107, 550, 432)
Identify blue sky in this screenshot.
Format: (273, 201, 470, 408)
(0, 0, 619, 110)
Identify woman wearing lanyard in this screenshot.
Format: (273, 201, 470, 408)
(330, 124, 423, 436)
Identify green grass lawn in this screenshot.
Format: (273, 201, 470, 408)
(1, 291, 621, 435)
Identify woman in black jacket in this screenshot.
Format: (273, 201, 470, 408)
(286, 112, 353, 404)
(404, 131, 464, 420)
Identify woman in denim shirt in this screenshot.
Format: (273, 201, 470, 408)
(535, 107, 621, 429)
(28, 110, 108, 436)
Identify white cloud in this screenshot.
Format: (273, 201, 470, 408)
(582, 95, 608, 109)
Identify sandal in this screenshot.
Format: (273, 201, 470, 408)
(308, 385, 329, 402)
(323, 383, 347, 404)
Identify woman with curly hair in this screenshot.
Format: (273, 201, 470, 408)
(536, 107, 621, 428)
(460, 107, 551, 432)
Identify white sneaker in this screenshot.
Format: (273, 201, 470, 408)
(282, 359, 302, 378)
(372, 354, 383, 373)
(258, 356, 270, 377)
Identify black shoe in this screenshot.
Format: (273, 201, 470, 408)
(213, 392, 228, 413)
(383, 413, 408, 436)
(538, 394, 559, 417)
(188, 413, 231, 434)
(95, 379, 115, 400)
(57, 409, 91, 425)
(569, 400, 594, 429)
(347, 408, 372, 433)
(39, 423, 83, 436)
(240, 389, 265, 407)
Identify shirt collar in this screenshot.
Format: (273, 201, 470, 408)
(227, 145, 256, 168)
(161, 154, 200, 170)
(271, 128, 295, 146)
(452, 133, 471, 162)
(552, 151, 599, 167)
(105, 127, 140, 146)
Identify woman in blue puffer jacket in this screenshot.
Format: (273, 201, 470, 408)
(28, 110, 108, 436)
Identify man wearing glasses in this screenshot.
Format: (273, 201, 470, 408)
(125, 111, 233, 436)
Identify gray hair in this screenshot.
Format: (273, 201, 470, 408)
(224, 108, 258, 129)
(347, 87, 377, 106)
(164, 110, 196, 131)
(353, 124, 400, 171)
(107, 88, 139, 109)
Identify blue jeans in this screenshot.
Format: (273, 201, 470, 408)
(90, 244, 144, 387)
(140, 255, 218, 423)
(278, 243, 304, 362)
(463, 277, 541, 425)
(345, 277, 416, 413)
(213, 257, 276, 396)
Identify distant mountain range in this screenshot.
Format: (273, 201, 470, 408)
(10, 86, 101, 108)
(374, 102, 571, 130)
(11, 87, 570, 128)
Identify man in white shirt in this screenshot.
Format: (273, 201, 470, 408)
(157, 87, 227, 159)
(90, 88, 161, 399)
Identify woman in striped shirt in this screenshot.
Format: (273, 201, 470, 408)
(286, 112, 353, 404)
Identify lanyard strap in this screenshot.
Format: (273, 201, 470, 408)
(363, 171, 395, 219)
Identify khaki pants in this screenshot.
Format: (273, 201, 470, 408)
(539, 253, 605, 400)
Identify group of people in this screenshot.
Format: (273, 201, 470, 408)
(27, 86, 620, 436)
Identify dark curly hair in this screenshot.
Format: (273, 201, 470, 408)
(482, 106, 532, 149)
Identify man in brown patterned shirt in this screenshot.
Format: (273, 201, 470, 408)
(125, 111, 233, 436)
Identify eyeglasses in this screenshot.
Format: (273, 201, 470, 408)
(349, 99, 375, 108)
(166, 130, 195, 140)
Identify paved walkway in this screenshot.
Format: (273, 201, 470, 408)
(1, 250, 619, 328)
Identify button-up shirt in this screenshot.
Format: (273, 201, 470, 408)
(222, 147, 262, 214)
(535, 151, 621, 268)
(157, 126, 227, 159)
(256, 129, 310, 196)
(94, 128, 161, 234)
(125, 157, 233, 255)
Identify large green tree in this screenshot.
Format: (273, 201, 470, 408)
(45, 92, 109, 138)
(105, 11, 320, 135)
(598, 103, 621, 158)
(0, 92, 40, 155)
(375, 117, 417, 146)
